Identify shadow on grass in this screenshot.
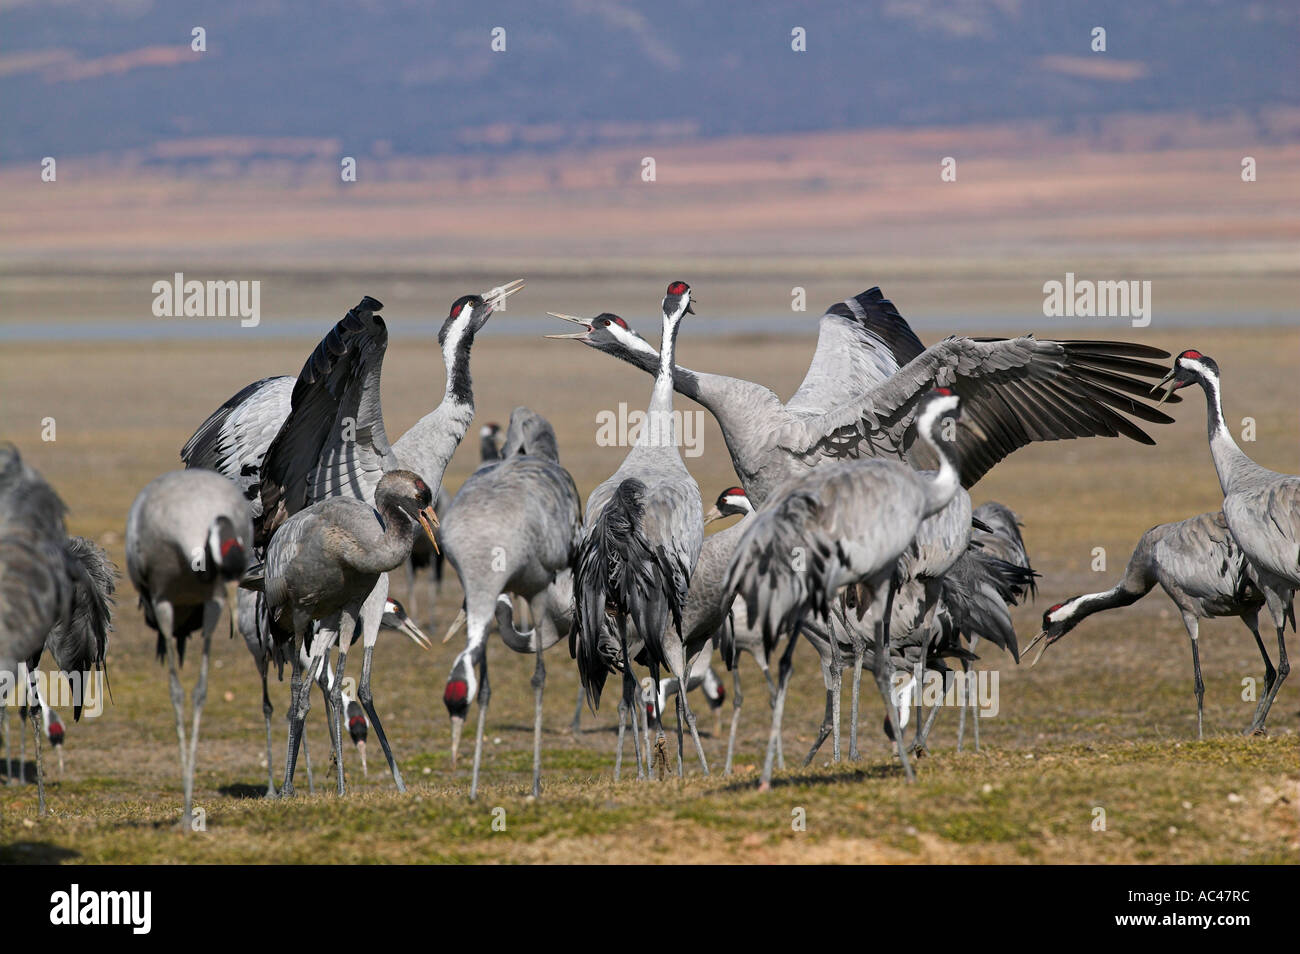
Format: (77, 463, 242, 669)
(716, 761, 906, 794)
(0, 841, 81, 863)
(219, 782, 272, 800)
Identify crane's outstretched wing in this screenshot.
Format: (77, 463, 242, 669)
(180, 375, 295, 516)
(777, 336, 1181, 487)
(257, 297, 396, 545)
(785, 287, 927, 412)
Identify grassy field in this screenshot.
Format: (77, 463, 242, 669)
(1, 321, 1298, 863)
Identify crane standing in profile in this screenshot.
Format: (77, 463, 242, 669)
(126, 469, 251, 829)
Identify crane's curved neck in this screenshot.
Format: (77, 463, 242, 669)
(638, 309, 684, 448)
(392, 324, 477, 488)
(1197, 372, 1255, 495)
(443, 322, 475, 410)
(353, 498, 417, 574)
(917, 418, 961, 517)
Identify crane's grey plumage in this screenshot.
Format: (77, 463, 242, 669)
(126, 469, 250, 829)
(1154, 350, 1297, 734)
(1026, 510, 1263, 739)
(724, 390, 965, 786)
(548, 288, 1179, 505)
(0, 446, 115, 810)
(403, 423, 504, 629)
(241, 469, 436, 797)
(438, 405, 581, 797)
(568, 282, 706, 779)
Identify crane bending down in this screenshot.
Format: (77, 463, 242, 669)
(126, 469, 251, 829)
(724, 389, 965, 787)
(438, 406, 582, 798)
(1025, 510, 1263, 739)
(570, 283, 705, 779)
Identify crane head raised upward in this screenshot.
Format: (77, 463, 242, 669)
(662, 280, 695, 318)
(438, 279, 525, 350)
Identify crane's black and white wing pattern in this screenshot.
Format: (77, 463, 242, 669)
(257, 297, 397, 544)
(777, 335, 1181, 487)
(785, 287, 927, 412)
(180, 375, 294, 516)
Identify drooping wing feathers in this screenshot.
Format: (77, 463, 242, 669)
(574, 479, 690, 709)
(257, 297, 394, 545)
(778, 336, 1178, 487)
(180, 376, 294, 515)
(786, 287, 927, 412)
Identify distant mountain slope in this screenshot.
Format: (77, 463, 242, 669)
(1, 0, 1295, 162)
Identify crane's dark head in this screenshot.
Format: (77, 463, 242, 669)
(438, 279, 525, 350)
(205, 515, 247, 583)
(46, 710, 65, 746)
(545, 311, 659, 364)
(705, 486, 752, 525)
(1023, 598, 1084, 666)
(375, 470, 439, 550)
(662, 280, 695, 319)
(480, 421, 502, 440)
(1152, 349, 1218, 405)
(380, 596, 433, 649)
(346, 697, 367, 745)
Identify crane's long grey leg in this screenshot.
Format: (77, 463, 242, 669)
(875, 578, 914, 783)
(181, 600, 220, 828)
(724, 665, 742, 776)
(803, 689, 834, 766)
(915, 671, 945, 751)
(302, 723, 314, 794)
(30, 692, 45, 816)
(530, 640, 545, 798)
(1247, 608, 1290, 735)
(18, 700, 27, 785)
(970, 670, 981, 751)
(330, 614, 351, 797)
(759, 631, 799, 793)
(259, 664, 277, 797)
(829, 642, 843, 764)
(1242, 610, 1276, 731)
(678, 683, 709, 776)
(956, 662, 968, 752)
(469, 648, 490, 801)
(572, 686, 587, 738)
(849, 640, 864, 761)
(157, 603, 193, 824)
(282, 625, 310, 799)
(614, 682, 628, 782)
(358, 643, 405, 792)
(674, 690, 686, 778)
(1181, 613, 1205, 740)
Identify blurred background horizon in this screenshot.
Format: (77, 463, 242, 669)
(1, 0, 1297, 337)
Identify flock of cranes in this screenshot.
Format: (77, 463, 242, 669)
(1, 281, 1296, 823)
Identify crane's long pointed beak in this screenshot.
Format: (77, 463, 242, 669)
(450, 715, 464, 768)
(545, 312, 591, 339)
(1151, 370, 1177, 406)
(442, 607, 467, 644)
(1023, 630, 1054, 667)
(398, 615, 433, 651)
(357, 739, 367, 776)
(703, 505, 723, 526)
(483, 278, 526, 311)
(417, 506, 439, 552)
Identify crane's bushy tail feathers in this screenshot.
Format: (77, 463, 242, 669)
(574, 479, 688, 710)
